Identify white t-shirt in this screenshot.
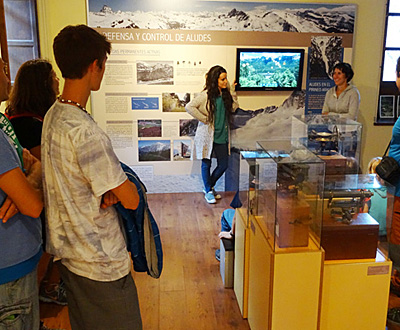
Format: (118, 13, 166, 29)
(42, 101, 129, 281)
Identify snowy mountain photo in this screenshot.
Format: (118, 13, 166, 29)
(88, 1, 355, 33)
(309, 36, 343, 80)
(137, 61, 173, 85)
(231, 90, 306, 149)
(138, 140, 171, 161)
(179, 119, 198, 137)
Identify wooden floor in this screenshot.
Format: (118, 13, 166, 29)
(39, 192, 250, 330)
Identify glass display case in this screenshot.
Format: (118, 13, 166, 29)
(291, 114, 362, 175)
(322, 174, 395, 260)
(245, 140, 325, 251)
(239, 150, 270, 228)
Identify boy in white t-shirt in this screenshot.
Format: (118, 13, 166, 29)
(41, 25, 142, 330)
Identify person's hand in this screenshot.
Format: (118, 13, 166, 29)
(218, 231, 234, 240)
(22, 148, 35, 173)
(227, 79, 237, 91)
(0, 196, 19, 223)
(101, 190, 119, 209)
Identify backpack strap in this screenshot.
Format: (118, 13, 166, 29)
(383, 141, 391, 157)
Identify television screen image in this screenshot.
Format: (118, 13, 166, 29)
(235, 48, 305, 91)
(382, 50, 400, 82)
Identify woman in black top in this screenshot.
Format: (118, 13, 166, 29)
(6, 59, 59, 159)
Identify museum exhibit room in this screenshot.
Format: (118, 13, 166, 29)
(2, 0, 400, 329)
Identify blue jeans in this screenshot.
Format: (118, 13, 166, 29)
(202, 143, 229, 193)
(0, 268, 39, 330)
(221, 209, 235, 232)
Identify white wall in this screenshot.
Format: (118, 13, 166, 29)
(36, 0, 389, 172)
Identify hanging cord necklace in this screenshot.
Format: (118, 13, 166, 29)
(58, 97, 87, 113)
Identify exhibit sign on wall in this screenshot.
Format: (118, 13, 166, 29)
(87, 1, 356, 193)
(305, 36, 344, 114)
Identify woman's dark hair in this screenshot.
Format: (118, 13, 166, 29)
(6, 59, 56, 118)
(203, 65, 233, 126)
(53, 24, 111, 79)
(333, 62, 354, 83)
(396, 56, 400, 78)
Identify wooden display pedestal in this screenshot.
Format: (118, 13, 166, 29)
(219, 238, 234, 288)
(233, 208, 250, 318)
(233, 208, 391, 330)
(320, 250, 391, 330)
(246, 215, 323, 330)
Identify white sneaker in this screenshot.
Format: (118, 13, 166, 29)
(204, 191, 216, 204)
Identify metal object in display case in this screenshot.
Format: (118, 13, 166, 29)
(250, 140, 325, 250)
(292, 114, 362, 175)
(308, 126, 339, 155)
(323, 189, 373, 224)
(322, 174, 395, 260)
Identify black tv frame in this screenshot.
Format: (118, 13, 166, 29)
(235, 48, 305, 92)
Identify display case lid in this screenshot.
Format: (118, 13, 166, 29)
(324, 174, 395, 191)
(293, 114, 361, 126)
(257, 140, 324, 164)
(240, 150, 270, 160)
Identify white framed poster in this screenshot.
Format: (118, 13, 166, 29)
(398, 96, 400, 118)
(380, 95, 395, 118)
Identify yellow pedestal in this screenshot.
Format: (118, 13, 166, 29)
(234, 208, 250, 318)
(320, 250, 392, 330)
(247, 215, 324, 330)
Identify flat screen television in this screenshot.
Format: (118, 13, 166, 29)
(382, 49, 400, 82)
(235, 48, 305, 91)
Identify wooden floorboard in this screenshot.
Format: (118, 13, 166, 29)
(40, 192, 250, 330)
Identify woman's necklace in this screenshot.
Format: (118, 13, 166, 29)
(58, 97, 87, 113)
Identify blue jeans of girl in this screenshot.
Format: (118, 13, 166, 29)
(202, 142, 229, 193)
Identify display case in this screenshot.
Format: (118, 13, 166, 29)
(291, 114, 362, 175)
(252, 140, 325, 250)
(241, 141, 325, 329)
(322, 174, 395, 260)
(239, 150, 270, 227)
(234, 150, 271, 317)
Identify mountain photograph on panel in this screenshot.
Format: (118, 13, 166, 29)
(138, 119, 162, 137)
(162, 92, 190, 112)
(89, 1, 355, 33)
(173, 139, 192, 161)
(309, 36, 343, 80)
(138, 140, 171, 161)
(231, 90, 306, 150)
(137, 61, 174, 85)
(179, 119, 198, 137)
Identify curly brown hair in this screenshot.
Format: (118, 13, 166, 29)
(204, 65, 233, 126)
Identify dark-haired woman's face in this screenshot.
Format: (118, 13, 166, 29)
(333, 68, 347, 87)
(396, 72, 400, 91)
(217, 72, 227, 91)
